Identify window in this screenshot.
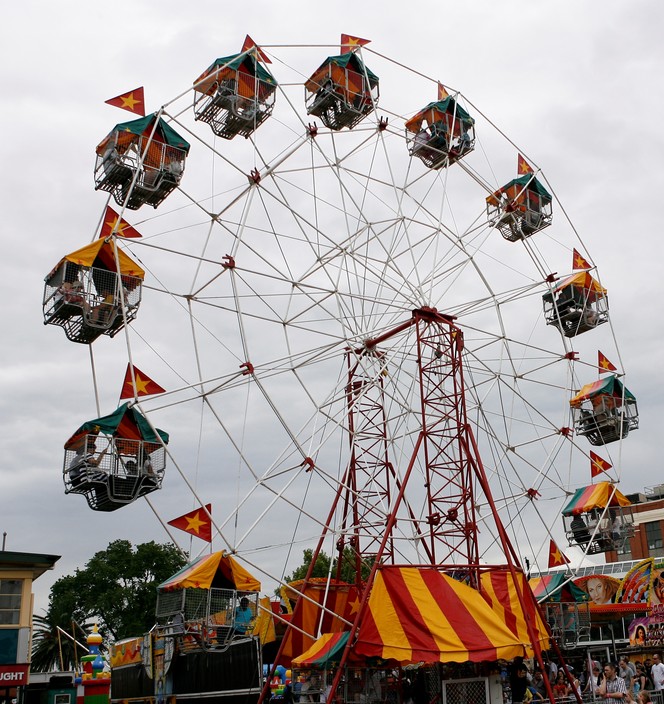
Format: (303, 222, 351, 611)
(0, 580, 22, 625)
(645, 521, 663, 551)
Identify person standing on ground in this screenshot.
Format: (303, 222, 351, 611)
(651, 654, 664, 691)
(511, 664, 529, 704)
(599, 663, 627, 703)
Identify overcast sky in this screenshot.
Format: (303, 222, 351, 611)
(2, 1, 663, 618)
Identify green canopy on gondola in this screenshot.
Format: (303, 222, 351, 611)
(194, 52, 277, 94)
(562, 481, 631, 517)
(488, 173, 552, 204)
(405, 97, 474, 133)
(64, 402, 168, 450)
(304, 52, 379, 93)
(569, 375, 636, 407)
(96, 113, 190, 155)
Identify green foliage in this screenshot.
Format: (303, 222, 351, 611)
(30, 609, 90, 673)
(281, 547, 374, 590)
(283, 549, 331, 584)
(34, 540, 186, 660)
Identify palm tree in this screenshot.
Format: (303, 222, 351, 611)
(31, 608, 90, 672)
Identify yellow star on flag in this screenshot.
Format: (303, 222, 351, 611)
(106, 214, 126, 236)
(100, 206, 142, 239)
(132, 373, 150, 395)
(572, 248, 591, 270)
(590, 450, 611, 477)
(340, 34, 371, 54)
(185, 511, 207, 534)
(167, 504, 213, 542)
(120, 92, 140, 111)
(548, 539, 569, 567)
(105, 87, 145, 116)
(598, 351, 617, 373)
(119, 364, 166, 399)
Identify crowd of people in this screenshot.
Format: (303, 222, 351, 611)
(510, 654, 664, 703)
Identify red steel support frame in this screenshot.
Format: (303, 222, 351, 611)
(259, 308, 571, 704)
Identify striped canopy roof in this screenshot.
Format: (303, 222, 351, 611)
(479, 569, 550, 648)
(554, 271, 606, 297)
(354, 566, 547, 664)
(280, 579, 356, 662)
(569, 375, 635, 407)
(562, 482, 631, 516)
(528, 573, 588, 603)
(292, 631, 351, 667)
(58, 239, 145, 280)
(158, 551, 260, 592)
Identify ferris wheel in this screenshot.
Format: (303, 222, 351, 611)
(43, 36, 635, 588)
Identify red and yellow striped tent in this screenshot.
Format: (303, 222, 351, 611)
(158, 551, 260, 592)
(354, 567, 547, 664)
(480, 569, 550, 647)
(280, 579, 357, 661)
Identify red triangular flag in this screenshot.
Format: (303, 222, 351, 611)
(120, 364, 166, 400)
(548, 539, 570, 568)
(168, 504, 212, 543)
(572, 248, 591, 270)
(105, 87, 145, 116)
(590, 451, 612, 478)
(517, 154, 534, 175)
(437, 82, 449, 100)
(241, 35, 271, 63)
(340, 34, 371, 54)
(598, 351, 617, 374)
(100, 206, 142, 239)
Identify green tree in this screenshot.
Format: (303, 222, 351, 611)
(34, 540, 186, 658)
(283, 549, 332, 584)
(282, 547, 374, 587)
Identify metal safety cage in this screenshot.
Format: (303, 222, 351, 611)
(156, 588, 259, 651)
(44, 260, 142, 344)
(63, 433, 165, 511)
(487, 191, 553, 242)
(193, 74, 276, 140)
(564, 506, 635, 554)
(544, 602, 592, 647)
(572, 396, 639, 446)
(94, 133, 187, 210)
(305, 69, 379, 131)
(543, 285, 609, 338)
(407, 119, 475, 170)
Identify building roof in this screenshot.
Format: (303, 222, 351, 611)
(0, 550, 60, 580)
